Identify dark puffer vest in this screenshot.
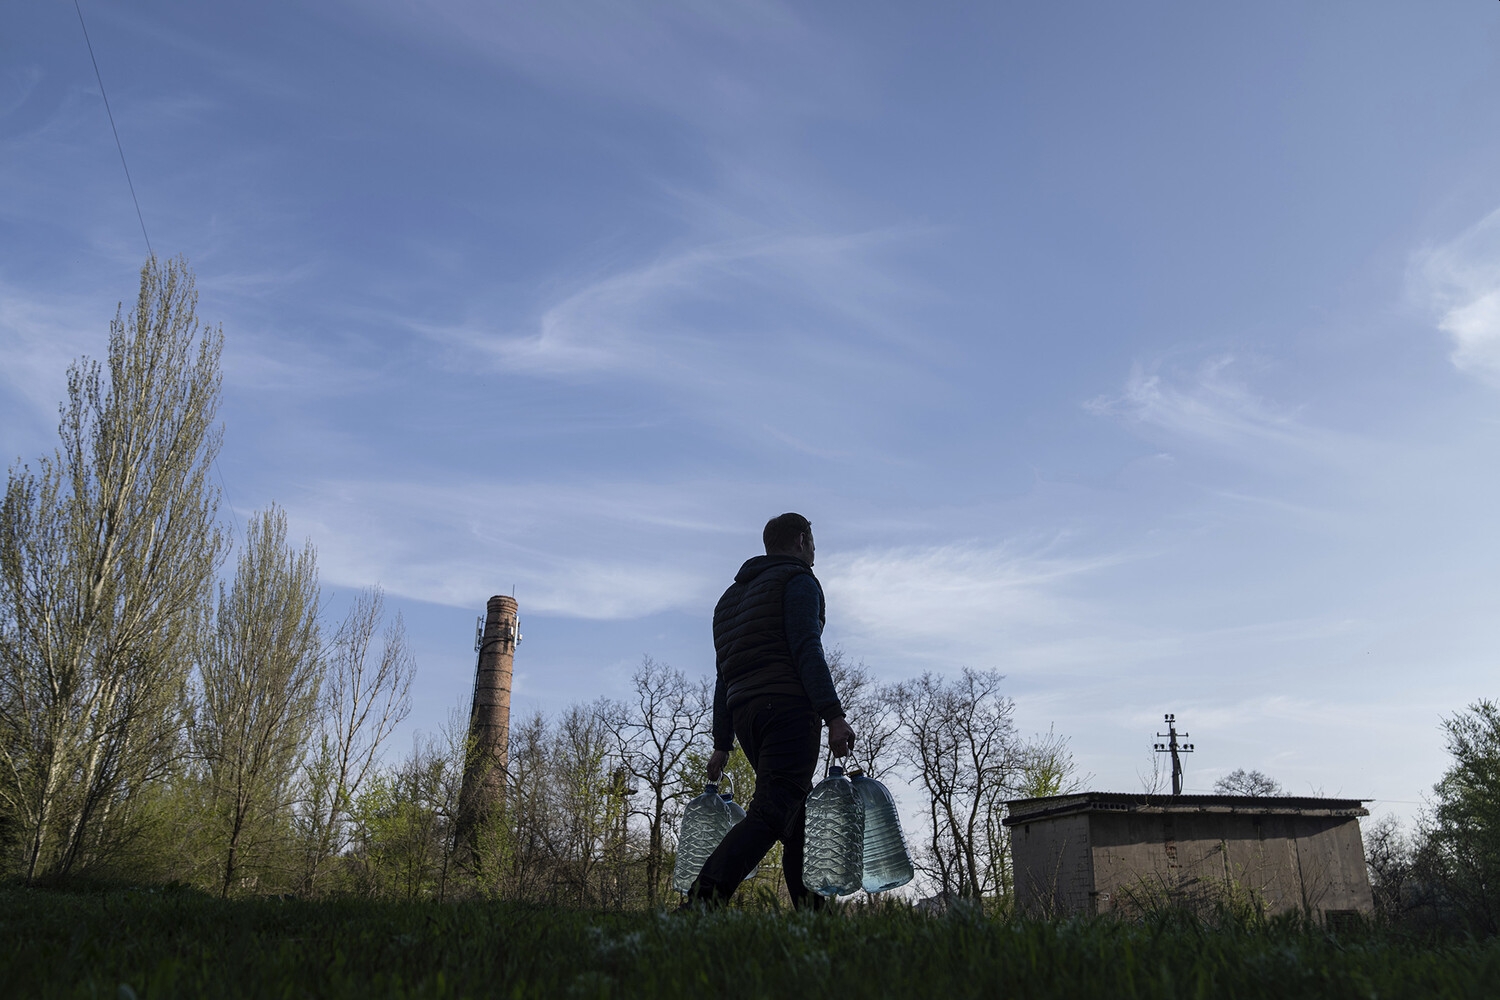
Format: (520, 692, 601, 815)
(712, 555, 823, 707)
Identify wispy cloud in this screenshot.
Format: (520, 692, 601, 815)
(419, 227, 924, 381)
(220, 334, 380, 396)
(284, 476, 750, 618)
(346, 0, 860, 134)
(0, 284, 110, 420)
(821, 538, 1124, 668)
(0, 64, 44, 121)
(1088, 357, 1299, 445)
(1414, 205, 1500, 382)
(1084, 356, 1361, 468)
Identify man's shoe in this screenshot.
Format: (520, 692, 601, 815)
(677, 877, 728, 911)
(791, 890, 828, 912)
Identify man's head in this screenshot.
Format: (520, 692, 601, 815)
(763, 512, 815, 566)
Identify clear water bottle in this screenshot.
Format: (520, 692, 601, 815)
(671, 781, 744, 894)
(850, 771, 913, 893)
(803, 764, 865, 897)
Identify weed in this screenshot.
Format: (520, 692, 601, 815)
(3, 887, 1498, 999)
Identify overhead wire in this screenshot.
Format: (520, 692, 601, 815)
(73, 0, 152, 258)
(73, 0, 245, 544)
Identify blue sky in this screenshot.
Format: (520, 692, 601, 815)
(5, 1, 1500, 820)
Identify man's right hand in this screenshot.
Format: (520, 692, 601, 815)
(707, 748, 729, 781)
(827, 717, 856, 758)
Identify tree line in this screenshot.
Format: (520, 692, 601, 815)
(0, 258, 419, 896)
(425, 650, 1079, 909)
(1175, 727, 1500, 935)
(1359, 700, 1500, 935)
(0, 257, 1077, 907)
(18, 259, 1497, 926)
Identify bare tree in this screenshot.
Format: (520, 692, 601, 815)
(196, 504, 322, 896)
(301, 587, 415, 893)
(545, 702, 620, 905)
(0, 256, 225, 880)
(604, 657, 709, 905)
(1138, 749, 1169, 795)
(1212, 768, 1283, 796)
(1016, 726, 1085, 799)
(489, 710, 551, 900)
(892, 668, 1025, 901)
(826, 649, 900, 780)
(1364, 813, 1415, 921)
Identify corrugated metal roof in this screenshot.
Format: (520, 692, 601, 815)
(1002, 791, 1369, 826)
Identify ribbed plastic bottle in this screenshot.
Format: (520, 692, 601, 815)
(802, 765, 865, 897)
(671, 782, 744, 894)
(721, 789, 747, 825)
(850, 771, 914, 893)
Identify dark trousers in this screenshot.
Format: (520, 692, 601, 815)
(695, 694, 822, 906)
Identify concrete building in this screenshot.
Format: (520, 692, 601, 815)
(1005, 793, 1373, 922)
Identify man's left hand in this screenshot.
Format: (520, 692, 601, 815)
(827, 717, 856, 758)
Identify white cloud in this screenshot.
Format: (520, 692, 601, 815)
(1088, 358, 1298, 445)
(424, 247, 705, 377)
(283, 476, 747, 619)
(0, 284, 108, 418)
(821, 539, 1121, 667)
(419, 228, 922, 383)
(1084, 356, 1362, 471)
(1415, 205, 1500, 381)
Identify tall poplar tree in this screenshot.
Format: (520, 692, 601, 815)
(0, 257, 225, 880)
(196, 504, 322, 896)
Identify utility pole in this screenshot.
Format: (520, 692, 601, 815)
(1153, 713, 1194, 796)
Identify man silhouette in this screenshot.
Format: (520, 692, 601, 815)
(687, 512, 856, 907)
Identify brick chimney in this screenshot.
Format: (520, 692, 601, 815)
(456, 594, 518, 850)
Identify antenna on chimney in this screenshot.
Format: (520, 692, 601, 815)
(1154, 713, 1195, 796)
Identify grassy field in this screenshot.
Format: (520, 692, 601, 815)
(4, 887, 1498, 999)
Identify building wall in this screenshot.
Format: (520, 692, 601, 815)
(1013, 809, 1373, 919)
(1011, 814, 1094, 916)
(1086, 812, 1373, 918)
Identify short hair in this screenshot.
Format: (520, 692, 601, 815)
(763, 512, 812, 553)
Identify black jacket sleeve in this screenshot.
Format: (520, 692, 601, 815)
(712, 656, 734, 752)
(784, 573, 845, 723)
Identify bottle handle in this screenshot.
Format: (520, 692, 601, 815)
(844, 746, 865, 775)
(822, 740, 865, 776)
(717, 770, 736, 799)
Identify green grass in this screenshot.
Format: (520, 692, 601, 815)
(3, 887, 1497, 999)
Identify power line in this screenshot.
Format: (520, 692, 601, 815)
(213, 462, 244, 545)
(74, 0, 152, 257)
(72, 3, 248, 548)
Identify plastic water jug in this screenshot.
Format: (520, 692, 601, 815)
(850, 771, 914, 893)
(722, 789, 747, 825)
(671, 781, 744, 894)
(802, 764, 865, 897)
